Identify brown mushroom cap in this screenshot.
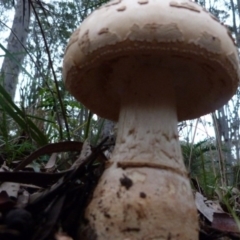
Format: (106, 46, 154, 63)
(63, 0, 240, 121)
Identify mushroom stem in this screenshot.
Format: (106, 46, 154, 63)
(84, 58, 198, 239)
(112, 58, 184, 174)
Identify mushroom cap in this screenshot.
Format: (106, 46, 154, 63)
(63, 0, 240, 121)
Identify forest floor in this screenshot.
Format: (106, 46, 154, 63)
(0, 138, 238, 240)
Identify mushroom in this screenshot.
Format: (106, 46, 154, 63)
(63, 0, 239, 239)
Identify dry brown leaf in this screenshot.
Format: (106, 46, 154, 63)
(45, 152, 58, 171)
(71, 139, 91, 169)
(16, 189, 29, 208)
(0, 182, 20, 198)
(205, 200, 224, 213)
(195, 192, 214, 222)
(212, 212, 240, 234)
(55, 232, 73, 240)
(0, 165, 20, 198)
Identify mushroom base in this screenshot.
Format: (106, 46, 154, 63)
(83, 164, 198, 240)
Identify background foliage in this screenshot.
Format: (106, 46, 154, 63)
(0, 0, 240, 194)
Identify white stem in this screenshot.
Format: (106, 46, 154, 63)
(112, 57, 186, 173)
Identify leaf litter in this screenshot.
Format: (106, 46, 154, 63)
(0, 137, 239, 239)
(0, 137, 109, 240)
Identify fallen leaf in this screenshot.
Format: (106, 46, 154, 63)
(0, 182, 19, 198)
(45, 153, 58, 169)
(212, 212, 240, 233)
(71, 139, 91, 169)
(55, 232, 73, 240)
(195, 192, 214, 222)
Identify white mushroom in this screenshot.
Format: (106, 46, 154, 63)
(63, 0, 239, 239)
